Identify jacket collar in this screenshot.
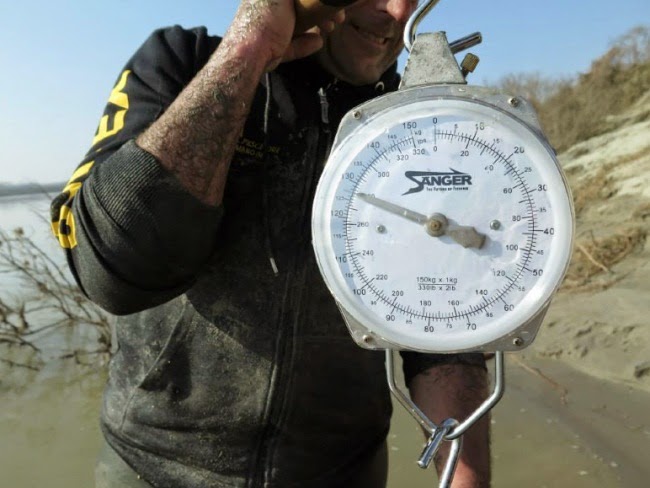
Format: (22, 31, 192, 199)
(276, 55, 401, 126)
(277, 54, 400, 98)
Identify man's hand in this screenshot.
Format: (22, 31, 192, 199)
(408, 363, 491, 488)
(228, 0, 346, 72)
(136, 0, 345, 206)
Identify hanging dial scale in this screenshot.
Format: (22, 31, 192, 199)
(310, 0, 574, 484)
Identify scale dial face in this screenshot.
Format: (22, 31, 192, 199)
(312, 96, 573, 352)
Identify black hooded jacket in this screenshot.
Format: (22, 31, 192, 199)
(50, 26, 484, 488)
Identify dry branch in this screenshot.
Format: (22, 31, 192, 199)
(0, 227, 112, 370)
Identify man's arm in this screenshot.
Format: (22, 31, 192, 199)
(137, 1, 342, 206)
(408, 363, 491, 488)
(51, 1, 344, 314)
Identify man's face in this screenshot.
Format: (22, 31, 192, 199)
(316, 0, 419, 85)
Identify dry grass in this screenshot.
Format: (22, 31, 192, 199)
(494, 26, 650, 152)
(569, 167, 617, 217)
(562, 226, 647, 292)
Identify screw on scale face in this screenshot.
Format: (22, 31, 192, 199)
(490, 220, 501, 230)
(508, 97, 521, 107)
(376, 225, 387, 234)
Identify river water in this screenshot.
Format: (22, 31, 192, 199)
(0, 194, 631, 487)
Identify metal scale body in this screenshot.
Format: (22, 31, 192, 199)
(311, 1, 575, 485)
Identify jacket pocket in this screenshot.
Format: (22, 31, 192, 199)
(137, 301, 195, 392)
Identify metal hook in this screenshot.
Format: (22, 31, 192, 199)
(404, 1, 482, 55)
(439, 435, 463, 488)
(418, 418, 458, 468)
(385, 349, 506, 487)
(404, 0, 443, 52)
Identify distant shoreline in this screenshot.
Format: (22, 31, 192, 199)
(0, 182, 64, 198)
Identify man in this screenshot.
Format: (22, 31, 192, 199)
(51, 1, 490, 486)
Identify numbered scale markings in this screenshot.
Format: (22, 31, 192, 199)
(313, 97, 573, 352)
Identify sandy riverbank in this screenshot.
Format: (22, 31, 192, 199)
(388, 357, 650, 487)
(531, 92, 650, 393)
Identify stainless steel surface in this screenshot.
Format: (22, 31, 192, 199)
(401, 32, 466, 88)
(334, 84, 551, 146)
(417, 418, 458, 469)
(449, 32, 483, 54)
(404, 0, 443, 51)
(338, 294, 552, 354)
(439, 435, 463, 488)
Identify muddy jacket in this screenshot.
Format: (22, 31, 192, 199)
(51, 26, 484, 488)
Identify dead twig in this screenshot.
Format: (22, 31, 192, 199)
(576, 242, 612, 273)
(0, 227, 111, 371)
(0, 357, 40, 371)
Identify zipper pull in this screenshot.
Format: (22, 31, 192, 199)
(318, 87, 330, 131)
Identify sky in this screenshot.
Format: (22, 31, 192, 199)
(1, 0, 648, 184)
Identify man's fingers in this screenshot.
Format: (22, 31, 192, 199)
(318, 20, 337, 34)
(267, 32, 323, 71)
(294, 4, 346, 32)
(332, 9, 345, 24)
(287, 32, 325, 61)
(267, 9, 344, 71)
(320, 9, 345, 32)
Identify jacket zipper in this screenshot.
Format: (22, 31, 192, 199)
(318, 87, 330, 131)
(255, 86, 334, 488)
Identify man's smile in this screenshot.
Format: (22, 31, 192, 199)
(350, 23, 392, 46)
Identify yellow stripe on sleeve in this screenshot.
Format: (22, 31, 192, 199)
(56, 204, 78, 249)
(66, 160, 95, 186)
(92, 70, 131, 147)
(51, 160, 95, 248)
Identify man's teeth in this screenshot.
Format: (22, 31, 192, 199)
(355, 27, 387, 44)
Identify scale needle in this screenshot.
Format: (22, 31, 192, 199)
(357, 193, 486, 249)
(357, 193, 428, 224)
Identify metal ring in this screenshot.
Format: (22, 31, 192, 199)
(439, 435, 463, 488)
(404, 0, 442, 52)
(386, 349, 506, 440)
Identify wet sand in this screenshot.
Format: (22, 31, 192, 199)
(387, 356, 650, 488)
(2, 354, 649, 487)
